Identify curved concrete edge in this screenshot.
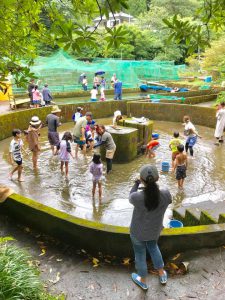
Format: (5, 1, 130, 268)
(1, 193, 225, 257)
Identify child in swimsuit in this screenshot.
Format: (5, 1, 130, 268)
(146, 135, 160, 158)
(173, 144, 187, 189)
(169, 131, 183, 168)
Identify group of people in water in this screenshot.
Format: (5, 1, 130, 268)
(7, 99, 225, 291)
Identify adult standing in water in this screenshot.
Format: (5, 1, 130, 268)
(129, 164, 171, 290)
(46, 105, 61, 155)
(183, 115, 201, 158)
(94, 125, 116, 174)
(73, 112, 93, 157)
(42, 84, 53, 106)
(114, 79, 123, 100)
(27, 79, 35, 107)
(214, 102, 225, 145)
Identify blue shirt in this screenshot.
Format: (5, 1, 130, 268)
(114, 81, 122, 93)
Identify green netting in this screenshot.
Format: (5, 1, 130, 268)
(13, 50, 186, 93)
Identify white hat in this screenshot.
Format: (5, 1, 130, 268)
(51, 105, 61, 114)
(30, 116, 41, 126)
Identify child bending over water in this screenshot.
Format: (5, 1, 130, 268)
(146, 135, 160, 158)
(173, 144, 187, 189)
(58, 132, 74, 177)
(90, 154, 103, 199)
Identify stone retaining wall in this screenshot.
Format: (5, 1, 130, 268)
(127, 102, 217, 128)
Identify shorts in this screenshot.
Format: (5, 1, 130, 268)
(48, 132, 60, 146)
(33, 99, 40, 104)
(74, 136, 86, 145)
(172, 151, 179, 161)
(176, 165, 186, 180)
(14, 159, 22, 166)
(106, 148, 116, 159)
(93, 178, 102, 184)
(186, 136, 197, 147)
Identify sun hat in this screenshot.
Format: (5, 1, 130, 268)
(77, 106, 83, 111)
(85, 111, 92, 117)
(51, 105, 61, 114)
(140, 164, 159, 182)
(30, 116, 41, 126)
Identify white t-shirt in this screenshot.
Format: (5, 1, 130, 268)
(90, 89, 98, 99)
(184, 121, 196, 137)
(9, 139, 23, 161)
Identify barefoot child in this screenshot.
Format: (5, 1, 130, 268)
(146, 134, 160, 158)
(9, 129, 27, 181)
(173, 144, 187, 189)
(90, 154, 103, 199)
(169, 131, 183, 168)
(58, 132, 74, 177)
(27, 116, 42, 169)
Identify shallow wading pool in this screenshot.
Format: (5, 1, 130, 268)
(0, 119, 224, 227)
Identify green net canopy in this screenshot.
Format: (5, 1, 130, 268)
(14, 50, 186, 93)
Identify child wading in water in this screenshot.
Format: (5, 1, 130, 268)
(27, 116, 42, 170)
(169, 131, 183, 168)
(90, 154, 103, 199)
(9, 129, 27, 182)
(58, 132, 74, 177)
(173, 144, 187, 189)
(146, 134, 160, 158)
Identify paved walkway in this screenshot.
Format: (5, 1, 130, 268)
(0, 214, 224, 300)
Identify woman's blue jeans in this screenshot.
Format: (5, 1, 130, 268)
(130, 234, 164, 277)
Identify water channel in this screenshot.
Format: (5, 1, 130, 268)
(1, 119, 224, 226)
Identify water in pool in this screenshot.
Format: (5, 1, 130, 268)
(1, 120, 224, 226)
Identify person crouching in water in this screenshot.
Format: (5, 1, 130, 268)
(129, 164, 171, 290)
(58, 132, 74, 177)
(146, 134, 160, 158)
(27, 116, 42, 170)
(90, 154, 103, 200)
(173, 144, 187, 189)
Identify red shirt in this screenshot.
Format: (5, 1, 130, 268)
(147, 140, 159, 149)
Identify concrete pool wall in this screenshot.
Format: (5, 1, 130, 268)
(0, 100, 224, 256)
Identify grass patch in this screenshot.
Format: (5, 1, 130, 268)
(0, 238, 64, 300)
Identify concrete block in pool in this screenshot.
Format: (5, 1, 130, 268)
(118, 118, 153, 145)
(100, 126, 138, 163)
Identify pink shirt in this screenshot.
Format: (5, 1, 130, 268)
(32, 89, 41, 100)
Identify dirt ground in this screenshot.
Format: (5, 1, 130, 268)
(0, 214, 225, 300)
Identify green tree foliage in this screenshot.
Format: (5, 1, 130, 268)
(163, 0, 225, 54)
(0, 0, 129, 86)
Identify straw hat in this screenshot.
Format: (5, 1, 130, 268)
(30, 116, 41, 126)
(0, 185, 14, 203)
(51, 105, 61, 114)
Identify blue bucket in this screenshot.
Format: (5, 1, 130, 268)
(152, 133, 159, 139)
(168, 220, 183, 228)
(204, 76, 212, 82)
(162, 161, 170, 172)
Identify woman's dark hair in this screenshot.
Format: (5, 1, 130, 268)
(62, 131, 73, 141)
(143, 177, 160, 211)
(92, 154, 101, 164)
(34, 85, 38, 90)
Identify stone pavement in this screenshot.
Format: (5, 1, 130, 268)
(0, 214, 224, 300)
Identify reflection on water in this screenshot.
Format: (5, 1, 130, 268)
(0, 120, 224, 227)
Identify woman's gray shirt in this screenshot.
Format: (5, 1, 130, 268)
(129, 182, 172, 241)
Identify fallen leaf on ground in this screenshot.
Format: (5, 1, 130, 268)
(172, 253, 181, 261)
(113, 283, 117, 292)
(56, 258, 63, 262)
(170, 263, 179, 270)
(49, 268, 52, 273)
(49, 272, 60, 284)
(92, 257, 100, 267)
(39, 249, 46, 256)
(24, 227, 30, 233)
(122, 258, 131, 265)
